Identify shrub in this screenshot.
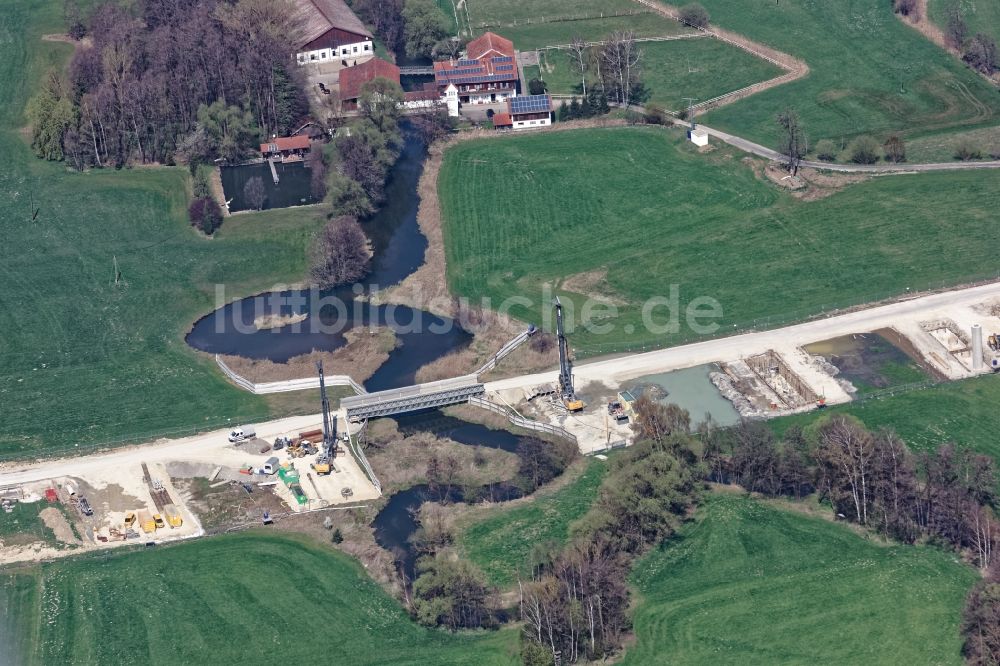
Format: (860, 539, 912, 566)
(188, 196, 223, 235)
(643, 103, 669, 125)
(893, 0, 918, 18)
(331, 528, 344, 544)
(814, 139, 838, 161)
(963, 33, 998, 74)
(848, 135, 881, 164)
(528, 78, 547, 95)
(192, 164, 213, 199)
(955, 139, 983, 161)
(883, 135, 906, 163)
(679, 2, 710, 28)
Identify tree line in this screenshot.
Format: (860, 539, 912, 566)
(350, 0, 456, 61)
(29, 0, 309, 169)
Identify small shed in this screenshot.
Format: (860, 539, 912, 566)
(689, 127, 709, 147)
(618, 390, 639, 418)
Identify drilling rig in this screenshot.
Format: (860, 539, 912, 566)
(555, 297, 584, 412)
(311, 360, 338, 475)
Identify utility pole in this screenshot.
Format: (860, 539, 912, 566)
(682, 97, 698, 128)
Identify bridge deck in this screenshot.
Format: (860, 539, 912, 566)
(341, 374, 484, 421)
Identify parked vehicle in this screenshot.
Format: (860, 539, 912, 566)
(78, 497, 94, 516)
(262, 457, 280, 475)
(124, 511, 136, 527)
(163, 504, 183, 528)
(228, 425, 256, 443)
(153, 514, 166, 529)
(138, 510, 156, 533)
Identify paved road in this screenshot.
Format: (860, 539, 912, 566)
(4, 281, 999, 483)
(485, 280, 1000, 393)
(621, 104, 1000, 173)
(695, 120, 1000, 173)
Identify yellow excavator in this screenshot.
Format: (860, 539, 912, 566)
(555, 298, 584, 412)
(310, 361, 337, 475)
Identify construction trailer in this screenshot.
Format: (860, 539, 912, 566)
(138, 510, 156, 534)
(555, 297, 584, 412)
(163, 504, 183, 528)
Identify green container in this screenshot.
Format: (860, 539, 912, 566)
(289, 483, 307, 506)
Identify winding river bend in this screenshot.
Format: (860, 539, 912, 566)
(185, 128, 470, 391)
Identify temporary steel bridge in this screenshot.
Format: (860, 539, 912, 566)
(341, 374, 484, 422)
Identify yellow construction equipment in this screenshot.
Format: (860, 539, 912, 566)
(163, 504, 183, 528)
(124, 511, 136, 528)
(310, 361, 338, 475)
(138, 510, 156, 534)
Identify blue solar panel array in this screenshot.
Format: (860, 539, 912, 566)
(496, 64, 514, 72)
(457, 59, 478, 66)
(493, 55, 513, 63)
(510, 95, 551, 114)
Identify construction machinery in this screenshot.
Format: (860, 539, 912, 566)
(555, 297, 584, 412)
(311, 361, 338, 475)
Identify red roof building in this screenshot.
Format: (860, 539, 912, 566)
(339, 57, 401, 110)
(492, 112, 512, 128)
(434, 31, 519, 106)
(260, 135, 311, 157)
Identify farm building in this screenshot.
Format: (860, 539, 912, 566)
(433, 31, 519, 106)
(339, 57, 401, 110)
(338, 58, 442, 111)
(504, 95, 552, 130)
(260, 135, 311, 159)
(689, 127, 709, 147)
(292, 0, 373, 66)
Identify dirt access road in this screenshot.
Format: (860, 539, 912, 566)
(2, 281, 999, 478)
(486, 281, 1000, 393)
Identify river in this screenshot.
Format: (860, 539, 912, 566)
(185, 127, 471, 391)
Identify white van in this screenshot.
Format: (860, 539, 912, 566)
(262, 457, 280, 475)
(228, 425, 256, 443)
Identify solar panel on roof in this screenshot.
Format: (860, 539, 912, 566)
(510, 95, 551, 114)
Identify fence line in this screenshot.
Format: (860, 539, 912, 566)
(214, 355, 367, 395)
(468, 396, 578, 445)
(347, 421, 381, 494)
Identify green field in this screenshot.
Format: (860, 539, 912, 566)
(535, 37, 783, 110)
(623, 493, 975, 664)
(439, 127, 1000, 353)
(0, 571, 39, 666)
(775, 373, 1000, 464)
(465, 0, 637, 28)
(929, 0, 1000, 43)
(498, 12, 690, 50)
(5, 533, 518, 665)
(457, 458, 607, 587)
(0, 0, 329, 456)
(694, 0, 1000, 147)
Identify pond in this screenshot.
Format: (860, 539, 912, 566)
(803, 330, 932, 394)
(220, 160, 319, 212)
(620, 364, 740, 427)
(186, 128, 469, 391)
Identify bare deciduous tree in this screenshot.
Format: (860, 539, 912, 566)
(600, 31, 642, 107)
(776, 108, 808, 175)
(567, 36, 589, 96)
(243, 175, 266, 211)
(308, 215, 371, 288)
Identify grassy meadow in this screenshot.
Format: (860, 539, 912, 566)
(457, 458, 607, 587)
(5, 533, 518, 665)
(694, 0, 1000, 147)
(929, 0, 1000, 43)
(774, 373, 1000, 464)
(623, 493, 975, 665)
(0, 0, 332, 456)
(463, 0, 637, 28)
(534, 36, 783, 110)
(498, 12, 690, 50)
(439, 127, 1000, 354)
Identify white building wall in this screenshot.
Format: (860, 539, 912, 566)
(297, 39, 374, 65)
(512, 116, 551, 131)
